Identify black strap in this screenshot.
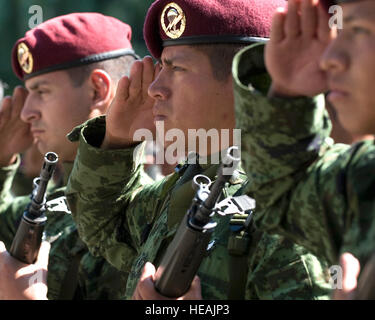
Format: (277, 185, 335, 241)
(58, 240, 86, 300)
(227, 213, 252, 300)
(227, 181, 255, 300)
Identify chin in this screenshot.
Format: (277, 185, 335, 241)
(34, 141, 46, 155)
(340, 119, 372, 137)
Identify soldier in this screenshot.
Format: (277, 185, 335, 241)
(0, 12, 151, 299)
(66, 0, 333, 300)
(233, 0, 375, 298)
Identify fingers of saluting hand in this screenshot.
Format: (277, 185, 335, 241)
(0, 86, 28, 128)
(301, 0, 318, 38)
(0, 96, 12, 126)
(142, 56, 156, 101)
(317, 0, 333, 43)
(270, 0, 332, 46)
(115, 76, 131, 103)
(270, 7, 286, 43)
(128, 60, 143, 101)
(128, 57, 156, 105)
(285, 0, 301, 38)
(11, 86, 28, 119)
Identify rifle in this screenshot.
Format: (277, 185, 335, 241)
(154, 146, 255, 298)
(10, 152, 58, 264)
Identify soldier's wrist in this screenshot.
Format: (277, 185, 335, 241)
(0, 154, 18, 168)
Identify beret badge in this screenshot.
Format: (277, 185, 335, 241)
(17, 42, 34, 74)
(161, 2, 186, 39)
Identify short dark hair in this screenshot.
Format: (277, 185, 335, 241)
(190, 43, 247, 82)
(65, 55, 137, 88)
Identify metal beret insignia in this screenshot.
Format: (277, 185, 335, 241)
(161, 2, 186, 39)
(17, 42, 34, 74)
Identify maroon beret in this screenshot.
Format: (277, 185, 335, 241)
(12, 12, 137, 80)
(144, 0, 286, 59)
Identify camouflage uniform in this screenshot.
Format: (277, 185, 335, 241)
(233, 43, 375, 266)
(66, 116, 332, 300)
(0, 157, 130, 300)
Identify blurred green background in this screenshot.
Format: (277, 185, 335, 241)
(0, 0, 152, 95)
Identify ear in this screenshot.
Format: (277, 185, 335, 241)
(88, 69, 114, 116)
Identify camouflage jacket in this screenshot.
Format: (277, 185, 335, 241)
(66, 116, 332, 300)
(233, 43, 375, 266)
(0, 158, 128, 300)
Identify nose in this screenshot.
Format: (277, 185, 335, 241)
(320, 35, 349, 75)
(148, 68, 170, 101)
(20, 94, 41, 124)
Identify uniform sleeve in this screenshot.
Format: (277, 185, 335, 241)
(340, 143, 375, 265)
(232, 43, 339, 263)
(247, 234, 331, 300)
(0, 156, 30, 248)
(233, 43, 375, 266)
(65, 116, 171, 272)
(0, 155, 20, 204)
(233, 43, 332, 210)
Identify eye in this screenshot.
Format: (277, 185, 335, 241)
(351, 25, 371, 35)
(172, 65, 185, 72)
(37, 89, 49, 95)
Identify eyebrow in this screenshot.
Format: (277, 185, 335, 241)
(27, 80, 50, 91)
(161, 54, 192, 66)
(343, 12, 375, 25)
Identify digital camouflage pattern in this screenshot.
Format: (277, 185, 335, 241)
(233, 43, 375, 266)
(0, 158, 129, 300)
(66, 116, 332, 299)
(10, 162, 62, 197)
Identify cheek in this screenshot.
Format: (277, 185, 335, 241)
(353, 40, 375, 90)
(353, 62, 375, 109)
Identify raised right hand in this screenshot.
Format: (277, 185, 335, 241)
(0, 87, 33, 167)
(265, 0, 333, 97)
(101, 56, 157, 150)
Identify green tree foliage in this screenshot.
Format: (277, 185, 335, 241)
(0, 0, 152, 94)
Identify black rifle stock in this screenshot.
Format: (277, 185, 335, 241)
(10, 152, 58, 264)
(154, 147, 240, 298)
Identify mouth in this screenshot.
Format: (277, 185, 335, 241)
(327, 90, 349, 103)
(327, 83, 349, 103)
(153, 103, 169, 122)
(30, 129, 45, 137)
(153, 115, 167, 122)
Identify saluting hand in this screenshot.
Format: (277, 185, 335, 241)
(101, 56, 157, 150)
(0, 87, 33, 167)
(265, 0, 333, 97)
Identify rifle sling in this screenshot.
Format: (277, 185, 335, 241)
(58, 241, 86, 300)
(227, 183, 258, 300)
